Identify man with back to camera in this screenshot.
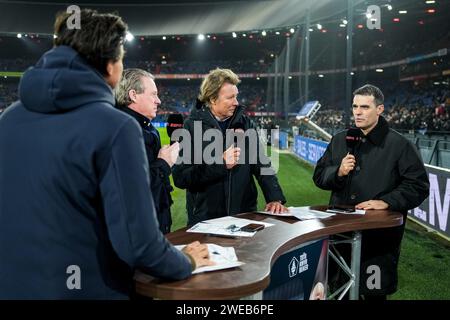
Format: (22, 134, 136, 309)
(115, 69, 178, 234)
(313, 84, 429, 300)
(0, 9, 212, 299)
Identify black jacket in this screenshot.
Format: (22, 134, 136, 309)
(313, 116, 429, 295)
(173, 101, 286, 226)
(117, 106, 173, 234)
(0, 46, 192, 299)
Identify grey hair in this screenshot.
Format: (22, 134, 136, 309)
(115, 68, 154, 106)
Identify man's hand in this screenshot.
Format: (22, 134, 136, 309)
(264, 201, 289, 214)
(338, 153, 356, 177)
(182, 241, 215, 269)
(158, 142, 180, 167)
(223, 145, 241, 170)
(355, 200, 389, 210)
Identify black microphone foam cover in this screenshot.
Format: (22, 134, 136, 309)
(166, 113, 184, 141)
(345, 128, 361, 154)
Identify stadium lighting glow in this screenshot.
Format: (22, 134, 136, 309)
(242, 33, 247, 37)
(351, 72, 355, 75)
(288, 76, 292, 79)
(376, 69, 384, 72)
(197, 34, 205, 40)
(270, 53, 274, 58)
(399, 10, 407, 14)
(316, 24, 322, 30)
(53, 34, 57, 39)
(427, 9, 436, 13)
(425, 1, 435, 4)
(357, 24, 364, 29)
(125, 32, 134, 42)
(318, 74, 324, 78)
(187, 78, 190, 81)
(393, 18, 400, 22)
(206, 35, 210, 38)
(275, 31, 280, 35)
(261, 30, 267, 36)
(309, 28, 313, 32)
(232, 32, 237, 38)
(340, 24, 346, 27)
(17, 33, 22, 38)
(387, 5, 393, 11)
(162, 36, 166, 40)
(256, 77, 260, 80)
(290, 28, 295, 33)
(342, 19, 348, 25)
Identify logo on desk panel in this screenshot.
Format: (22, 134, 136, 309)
(288, 253, 309, 278)
(288, 257, 299, 277)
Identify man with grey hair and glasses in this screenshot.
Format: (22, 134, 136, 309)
(115, 68, 179, 234)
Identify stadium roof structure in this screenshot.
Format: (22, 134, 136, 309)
(0, 0, 365, 36)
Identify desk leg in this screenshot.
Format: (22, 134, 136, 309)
(349, 231, 361, 300)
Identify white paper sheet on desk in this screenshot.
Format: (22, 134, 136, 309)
(187, 216, 274, 237)
(175, 243, 245, 274)
(257, 207, 335, 220)
(203, 216, 274, 228)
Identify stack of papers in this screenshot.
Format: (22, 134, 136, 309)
(187, 216, 274, 237)
(175, 243, 244, 274)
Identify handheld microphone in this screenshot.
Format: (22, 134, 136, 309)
(344, 127, 361, 204)
(230, 123, 245, 147)
(166, 113, 184, 144)
(345, 128, 362, 155)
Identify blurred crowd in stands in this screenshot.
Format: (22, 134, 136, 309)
(311, 81, 450, 133)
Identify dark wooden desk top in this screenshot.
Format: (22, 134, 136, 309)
(134, 206, 403, 300)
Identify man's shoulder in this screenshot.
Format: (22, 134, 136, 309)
(330, 129, 347, 143)
(386, 128, 411, 145)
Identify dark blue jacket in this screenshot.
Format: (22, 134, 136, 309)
(0, 46, 192, 299)
(117, 106, 173, 234)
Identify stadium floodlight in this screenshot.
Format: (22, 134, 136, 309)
(242, 33, 247, 37)
(318, 74, 324, 78)
(399, 10, 407, 14)
(425, 1, 435, 4)
(309, 28, 313, 32)
(342, 19, 348, 25)
(316, 24, 322, 30)
(261, 30, 267, 36)
(198, 34, 205, 40)
(17, 33, 22, 38)
(387, 5, 393, 11)
(275, 31, 280, 35)
(125, 32, 134, 42)
(290, 28, 295, 33)
(162, 36, 166, 40)
(288, 76, 292, 79)
(232, 32, 237, 38)
(351, 72, 355, 75)
(340, 24, 346, 27)
(376, 68, 384, 72)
